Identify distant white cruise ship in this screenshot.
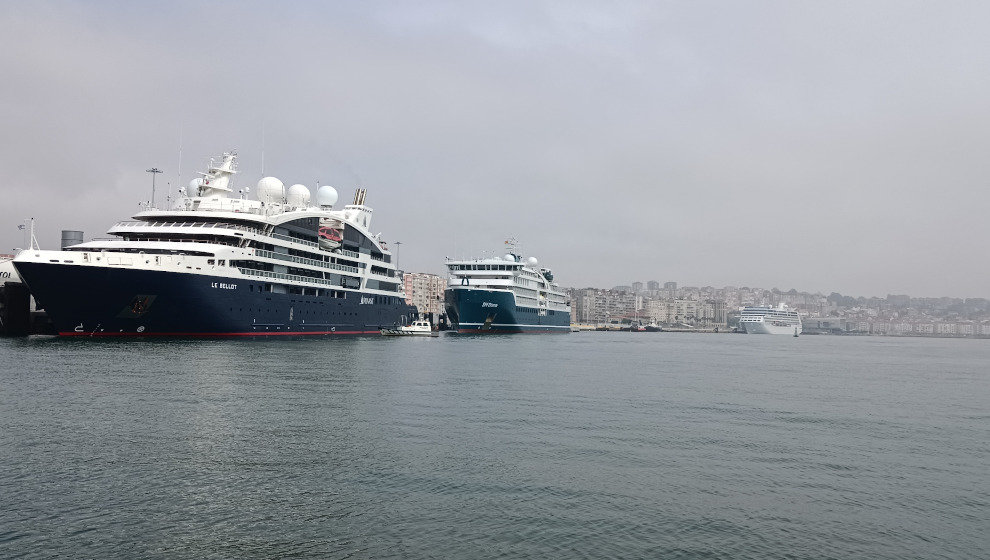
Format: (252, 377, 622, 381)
(739, 304, 802, 335)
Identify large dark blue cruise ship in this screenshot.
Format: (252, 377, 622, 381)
(444, 249, 571, 334)
(14, 152, 416, 337)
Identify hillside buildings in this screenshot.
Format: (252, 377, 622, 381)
(566, 281, 990, 337)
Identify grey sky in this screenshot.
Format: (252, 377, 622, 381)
(2, 1, 988, 298)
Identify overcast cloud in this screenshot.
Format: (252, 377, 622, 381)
(2, 1, 989, 298)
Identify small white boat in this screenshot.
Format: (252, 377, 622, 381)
(381, 319, 438, 337)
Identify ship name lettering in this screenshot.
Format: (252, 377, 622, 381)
(211, 282, 238, 290)
(360, 296, 374, 305)
(482, 302, 498, 308)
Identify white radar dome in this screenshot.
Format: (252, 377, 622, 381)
(317, 185, 338, 207)
(526, 257, 538, 267)
(504, 254, 515, 262)
(256, 177, 285, 205)
(286, 184, 311, 208)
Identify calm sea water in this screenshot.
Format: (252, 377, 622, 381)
(1, 333, 987, 559)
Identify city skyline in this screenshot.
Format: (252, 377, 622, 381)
(3, 2, 990, 298)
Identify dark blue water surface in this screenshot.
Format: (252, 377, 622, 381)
(1, 333, 988, 559)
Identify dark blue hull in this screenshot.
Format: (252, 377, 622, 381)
(444, 288, 570, 334)
(14, 262, 417, 337)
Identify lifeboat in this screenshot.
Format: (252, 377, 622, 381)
(318, 226, 342, 249)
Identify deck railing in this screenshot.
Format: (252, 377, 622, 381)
(254, 249, 360, 274)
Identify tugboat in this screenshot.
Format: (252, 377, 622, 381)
(14, 152, 416, 336)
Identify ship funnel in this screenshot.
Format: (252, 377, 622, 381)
(353, 188, 367, 205)
(61, 230, 84, 249)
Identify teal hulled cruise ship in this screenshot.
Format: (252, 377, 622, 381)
(444, 250, 570, 334)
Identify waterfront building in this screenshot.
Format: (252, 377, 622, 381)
(403, 272, 444, 317)
(647, 298, 699, 325)
(935, 322, 957, 335)
(698, 299, 728, 327)
(570, 288, 642, 325)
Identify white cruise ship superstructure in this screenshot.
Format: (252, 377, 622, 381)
(739, 304, 802, 335)
(13, 152, 416, 336)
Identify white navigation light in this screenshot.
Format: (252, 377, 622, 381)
(317, 185, 338, 208)
(286, 184, 311, 208)
(256, 177, 285, 205)
(527, 257, 538, 267)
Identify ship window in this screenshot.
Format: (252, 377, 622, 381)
(208, 259, 215, 265)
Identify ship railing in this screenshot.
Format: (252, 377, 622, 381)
(237, 268, 340, 288)
(94, 236, 239, 247)
(253, 249, 360, 274)
(117, 220, 359, 255)
(368, 269, 398, 279)
(114, 220, 264, 235)
(271, 232, 319, 248)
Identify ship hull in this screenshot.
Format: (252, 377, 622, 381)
(14, 261, 416, 337)
(740, 318, 802, 335)
(444, 287, 570, 334)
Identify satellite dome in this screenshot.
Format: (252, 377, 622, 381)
(317, 185, 338, 208)
(526, 257, 538, 267)
(504, 254, 515, 262)
(286, 184, 311, 208)
(256, 177, 285, 205)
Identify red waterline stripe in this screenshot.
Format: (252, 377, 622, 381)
(456, 328, 569, 334)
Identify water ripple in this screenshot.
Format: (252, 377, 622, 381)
(1, 335, 988, 559)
